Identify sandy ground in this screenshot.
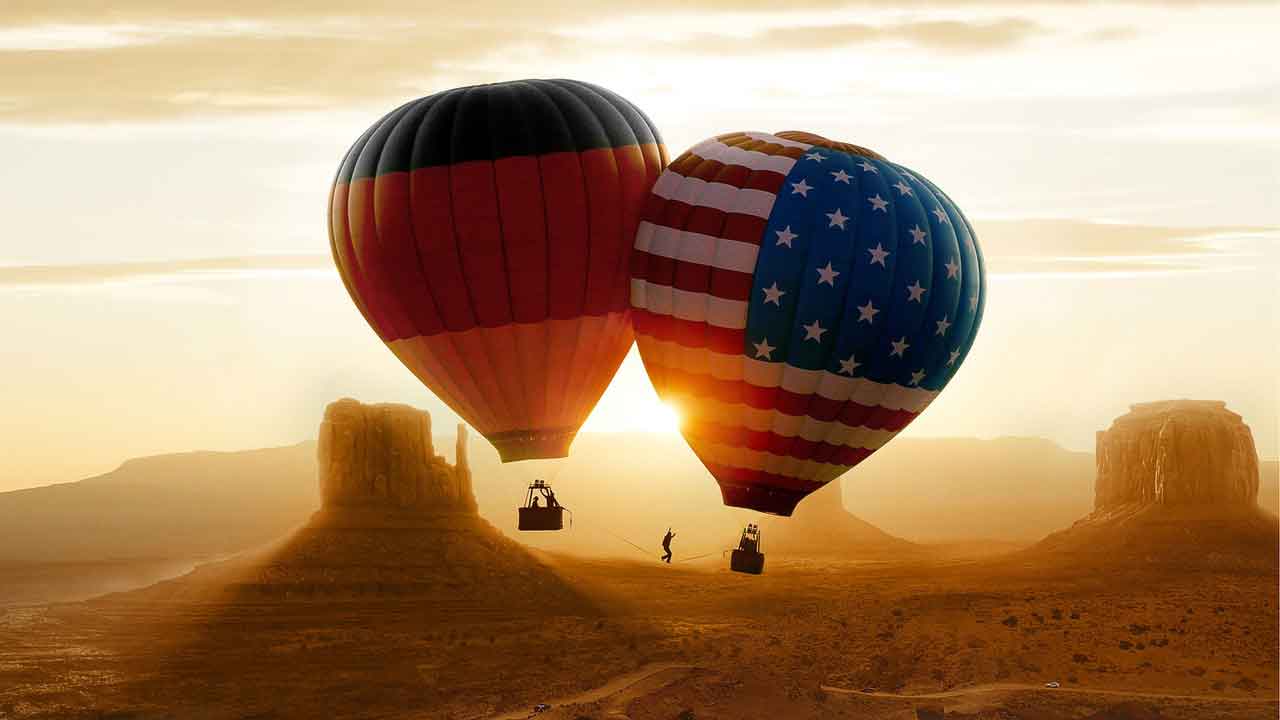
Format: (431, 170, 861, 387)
(0, 553, 1276, 720)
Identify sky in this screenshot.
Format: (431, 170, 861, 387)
(1, 1, 1277, 491)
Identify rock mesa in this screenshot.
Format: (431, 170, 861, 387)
(1032, 399, 1276, 566)
(1095, 400, 1259, 509)
(318, 398, 474, 513)
(135, 399, 590, 608)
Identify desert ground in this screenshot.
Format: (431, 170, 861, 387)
(1, 549, 1275, 720)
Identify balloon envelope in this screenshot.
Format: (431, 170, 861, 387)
(330, 79, 666, 462)
(630, 131, 986, 515)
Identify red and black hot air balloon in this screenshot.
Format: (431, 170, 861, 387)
(329, 80, 666, 462)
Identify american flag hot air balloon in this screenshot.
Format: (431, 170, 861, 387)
(630, 131, 986, 515)
(330, 80, 666, 462)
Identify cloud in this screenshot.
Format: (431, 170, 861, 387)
(662, 18, 1043, 56)
(0, 255, 332, 287)
(0, 0, 1269, 26)
(973, 220, 1278, 276)
(2, 222, 1273, 291)
(0, 0, 1259, 122)
(0, 11, 1050, 122)
(0, 24, 537, 121)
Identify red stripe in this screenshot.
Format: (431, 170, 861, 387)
(449, 160, 513, 328)
(633, 252, 754, 300)
(633, 309, 744, 355)
(408, 166, 479, 333)
(539, 151, 591, 321)
(684, 203, 729, 238)
(372, 173, 445, 337)
(580, 146, 625, 314)
(329, 181, 380, 337)
(701, 462, 826, 494)
(347, 177, 414, 340)
(720, 214, 769, 246)
(493, 155, 550, 324)
(683, 419, 875, 466)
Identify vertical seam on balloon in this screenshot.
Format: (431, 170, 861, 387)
(566, 81, 635, 427)
(482, 89, 535, 435)
(514, 81, 555, 325)
(406, 93, 500, 432)
(523, 80, 584, 429)
(558, 79, 629, 430)
(509, 81, 554, 431)
(538, 80, 597, 429)
(329, 182, 372, 331)
(929, 179, 984, 383)
(388, 99, 487, 430)
(914, 176, 964, 393)
(441, 88, 513, 431)
(346, 109, 408, 342)
(334, 124, 380, 334)
(374, 104, 435, 340)
(577, 82, 633, 316)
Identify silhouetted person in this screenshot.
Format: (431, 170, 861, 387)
(661, 528, 675, 563)
(531, 496, 540, 508)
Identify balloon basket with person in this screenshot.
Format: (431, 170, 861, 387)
(730, 523, 765, 575)
(518, 478, 566, 532)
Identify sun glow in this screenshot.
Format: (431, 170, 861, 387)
(580, 349, 682, 434)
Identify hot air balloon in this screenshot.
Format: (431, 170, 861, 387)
(630, 131, 985, 516)
(330, 80, 666, 462)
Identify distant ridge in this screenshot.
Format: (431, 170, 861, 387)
(1, 434, 1273, 571)
(0, 443, 316, 565)
(768, 479, 921, 558)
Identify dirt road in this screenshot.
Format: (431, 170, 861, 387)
(488, 663, 695, 720)
(820, 680, 1279, 705)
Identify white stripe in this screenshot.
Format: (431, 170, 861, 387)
(651, 176, 777, 219)
(742, 357, 936, 412)
(651, 169, 685, 199)
(633, 218, 656, 254)
(744, 131, 811, 150)
(633, 221, 758, 274)
(690, 139, 797, 175)
(636, 333, 938, 414)
(631, 280, 748, 330)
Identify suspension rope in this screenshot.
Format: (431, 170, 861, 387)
(677, 550, 727, 563)
(573, 516, 730, 563)
(578, 519, 656, 558)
